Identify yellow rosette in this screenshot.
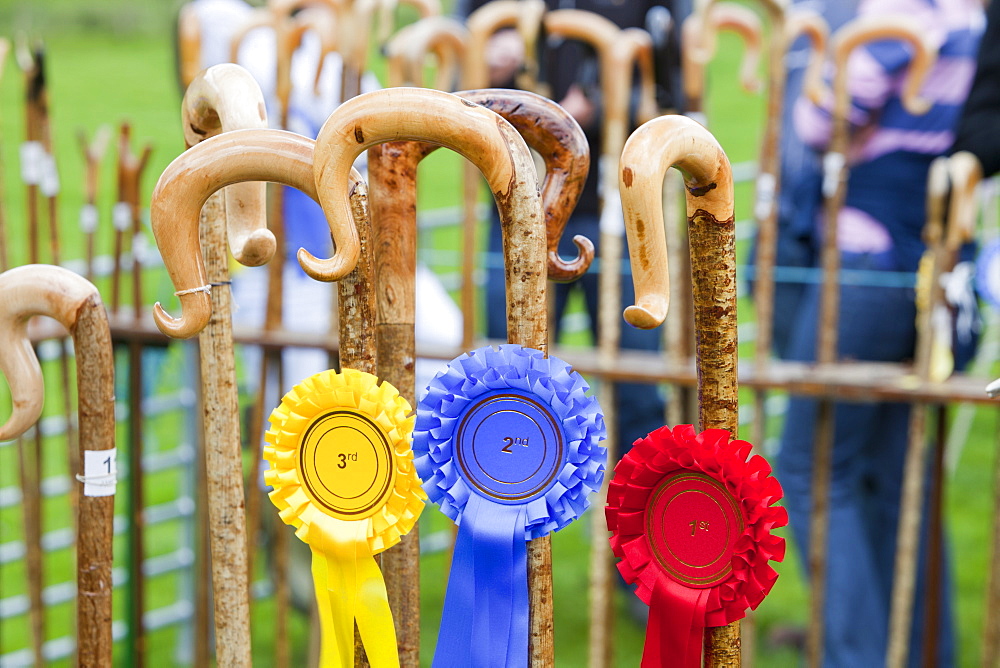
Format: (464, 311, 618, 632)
(264, 368, 425, 668)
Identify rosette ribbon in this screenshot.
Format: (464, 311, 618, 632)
(606, 425, 787, 668)
(264, 368, 426, 668)
(414, 344, 606, 668)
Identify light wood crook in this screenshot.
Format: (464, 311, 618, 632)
(0, 264, 115, 667)
(182, 64, 272, 265)
(149, 128, 360, 339)
(682, 1, 765, 111)
(619, 113, 740, 665)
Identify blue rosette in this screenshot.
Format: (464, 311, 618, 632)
(414, 344, 606, 668)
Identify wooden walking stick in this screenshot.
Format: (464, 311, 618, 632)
(0, 264, 116, 668)
(886, 151, 981, 668)
(114, 121, 154, 667)
(150, 130, 358, 665)
(77, 125, 112, 282)
(384, 16, 468, 89)
(313, 86, 548, 664)
(618, 113, 739, 665)
(805, 17, 935, 667)
(175, 63, 270, 667)
(668, 1, 762, 427)
(460, 0, 546, 348)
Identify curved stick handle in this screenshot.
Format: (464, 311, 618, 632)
(514, 0, 546, 92)
(150, 128, 360, 338)
(945, 151, 981, 251)
(465, 0, 525, 89)
(831, 15, 937, 118)
(385, 16, 469, 88)
(619, 114, 734, 329)
(784, 8, 829, 105)
(683, 1, 764, 106)
(616, 28, 660, 125)
(182, 64, 273, 266)
(0, 266, 102, 440)
(457, 89, 592, 281)
(312, 87, 542, 282)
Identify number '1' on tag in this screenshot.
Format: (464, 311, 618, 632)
(80, 448, 118, 497)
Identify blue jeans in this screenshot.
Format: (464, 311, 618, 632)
(484, 213, 666, 450)
(776, 251, 955, 667)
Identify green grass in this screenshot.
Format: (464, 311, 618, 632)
(0, 2, 998, 666)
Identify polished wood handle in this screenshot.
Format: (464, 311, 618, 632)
(150, 128, 361, 338)
(784, 7, 829, 106)
(182, 64, 273, 265)
(385, 16, 469, 89)
(620, 114, 734, 329)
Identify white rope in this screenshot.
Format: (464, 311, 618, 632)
(174, 285, 212, 297)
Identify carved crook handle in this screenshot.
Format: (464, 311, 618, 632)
(311, 87, 542, 283)
(619, 115, 734, 329)
(829, 15, 938, 119)
(457, 89, 592, 282)
(150, 128, 361, 338)
(385, 16, 469, 89)
(183, 64, 273, 266)
(784, 8, 829, 106)
(0, 266, 105, 440)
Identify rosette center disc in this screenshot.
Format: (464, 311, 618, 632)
(455, 392, 563, 503)
(646, 471, 745, 588)
(298, 410, 395, 520)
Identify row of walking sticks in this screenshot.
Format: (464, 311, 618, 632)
(2, 3, 1000, 668)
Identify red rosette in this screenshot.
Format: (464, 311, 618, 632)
(606, 424, 787, 667)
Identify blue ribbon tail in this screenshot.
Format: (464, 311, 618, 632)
(432, 495, 529, 668)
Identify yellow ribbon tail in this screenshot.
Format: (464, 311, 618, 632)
(312, 523, 400, 668)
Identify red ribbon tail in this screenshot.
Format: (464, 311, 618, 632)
(642, 578, 711, 668)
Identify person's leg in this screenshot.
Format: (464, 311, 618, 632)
(778, 253, 921, 665)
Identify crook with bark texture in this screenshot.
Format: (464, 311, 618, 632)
(182, 63, 272, 266)
(619, 113, 741, 663)
(150, 128, 361, 339)
(456, 88, 592, 281)
(0, 265, 115, 667)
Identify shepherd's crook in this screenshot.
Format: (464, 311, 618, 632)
(808, 17, 935, 667)
(619, 114, 739, 665)
(0, 265, 115, 667)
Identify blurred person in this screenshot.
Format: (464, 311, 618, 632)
(775, 0, 984, 665)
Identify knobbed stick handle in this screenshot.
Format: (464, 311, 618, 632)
(457, 88, 592, 281)
(620, 115, 734, 330)
(183, 64, 272, 266)
(150, 128, 361, 338)
(0, 266, 101, 438)
(0, 264, 115, 666)
(385, 16, 469, 89)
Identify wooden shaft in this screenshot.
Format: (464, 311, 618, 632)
(198, 191, 254, 667)
(984, 420, 1000, 666)
(369, 141, 430, 667)
(18, 434, 45, 666)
